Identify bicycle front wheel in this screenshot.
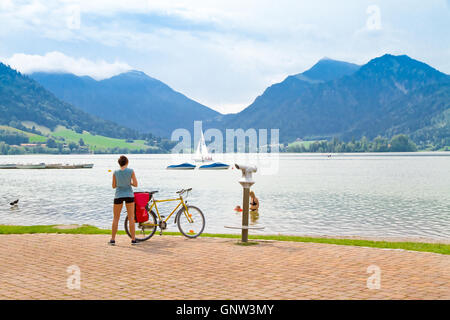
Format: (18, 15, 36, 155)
(177, 206, 205, 238)
(124, 210, 157, 242)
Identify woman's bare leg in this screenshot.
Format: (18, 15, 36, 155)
(125, 202, 136, 241)
(111, 203, 123, 241)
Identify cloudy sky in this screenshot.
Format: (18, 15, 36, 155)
(1, 0, 449, 113)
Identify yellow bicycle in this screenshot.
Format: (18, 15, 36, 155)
(124, 188, 205, 241)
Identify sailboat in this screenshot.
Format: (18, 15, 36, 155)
(193, 131, 213, 162)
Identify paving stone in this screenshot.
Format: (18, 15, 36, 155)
(0, 234, 448, 299)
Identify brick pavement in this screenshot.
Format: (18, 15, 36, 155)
(0, 234, 448, 300)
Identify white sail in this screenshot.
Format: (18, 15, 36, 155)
(194, 131, 212, 162)
(200, 131, 209, 157)
(194, 138, 202, 159)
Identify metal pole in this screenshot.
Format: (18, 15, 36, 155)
(242, 187, 250, 242)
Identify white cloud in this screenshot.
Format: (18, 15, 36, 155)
(2, 51, 132, 79)
(0, 0, 14, 10)
(1, 1, 449, 113)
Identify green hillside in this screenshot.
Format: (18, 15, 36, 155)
(0, 125, 161, 154)
(52, 126, 154, 151)
(0, 125, 47, 143)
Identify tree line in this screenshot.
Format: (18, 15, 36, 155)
(286, 135, 419, 153)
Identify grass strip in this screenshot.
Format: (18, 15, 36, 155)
(1, 224, 448, 255)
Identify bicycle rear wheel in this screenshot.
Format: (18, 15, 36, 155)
(177, 205, 205, 238)
(124, 210, 157, 241)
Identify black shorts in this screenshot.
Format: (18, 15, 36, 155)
(114, 197, 135, 204)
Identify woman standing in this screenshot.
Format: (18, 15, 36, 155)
(110, 155, 138, 245)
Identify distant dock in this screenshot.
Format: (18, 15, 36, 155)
(0, 163, 94, 169)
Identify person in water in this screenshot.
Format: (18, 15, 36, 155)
(110, 155, 138, 245)
(249, 191, 259, 211)
(234, 205, 243, 212)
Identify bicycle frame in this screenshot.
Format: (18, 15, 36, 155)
(141, 195, 193, 226)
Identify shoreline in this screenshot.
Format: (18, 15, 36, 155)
(289, 234, 450, 244)
(1, 224, 449, 255)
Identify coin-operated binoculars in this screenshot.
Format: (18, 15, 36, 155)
(235, 164, 257, 242)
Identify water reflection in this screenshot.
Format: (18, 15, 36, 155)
(250, 210, 259, 224)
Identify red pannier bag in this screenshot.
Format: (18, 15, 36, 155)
(134, 192, 150, 223)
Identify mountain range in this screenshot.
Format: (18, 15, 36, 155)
(0, 63, 139, 139)
(211, 54, 450, 147)
(2, 53, 449, 150)
(30, 70, 220, 138)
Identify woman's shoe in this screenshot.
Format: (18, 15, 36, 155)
(108, 239, 115, 246)
(131, 239, 138, 245)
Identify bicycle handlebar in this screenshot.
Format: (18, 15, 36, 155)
(176, 188, 192, 195)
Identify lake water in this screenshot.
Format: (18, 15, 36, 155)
(0, 153, 449, 240)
